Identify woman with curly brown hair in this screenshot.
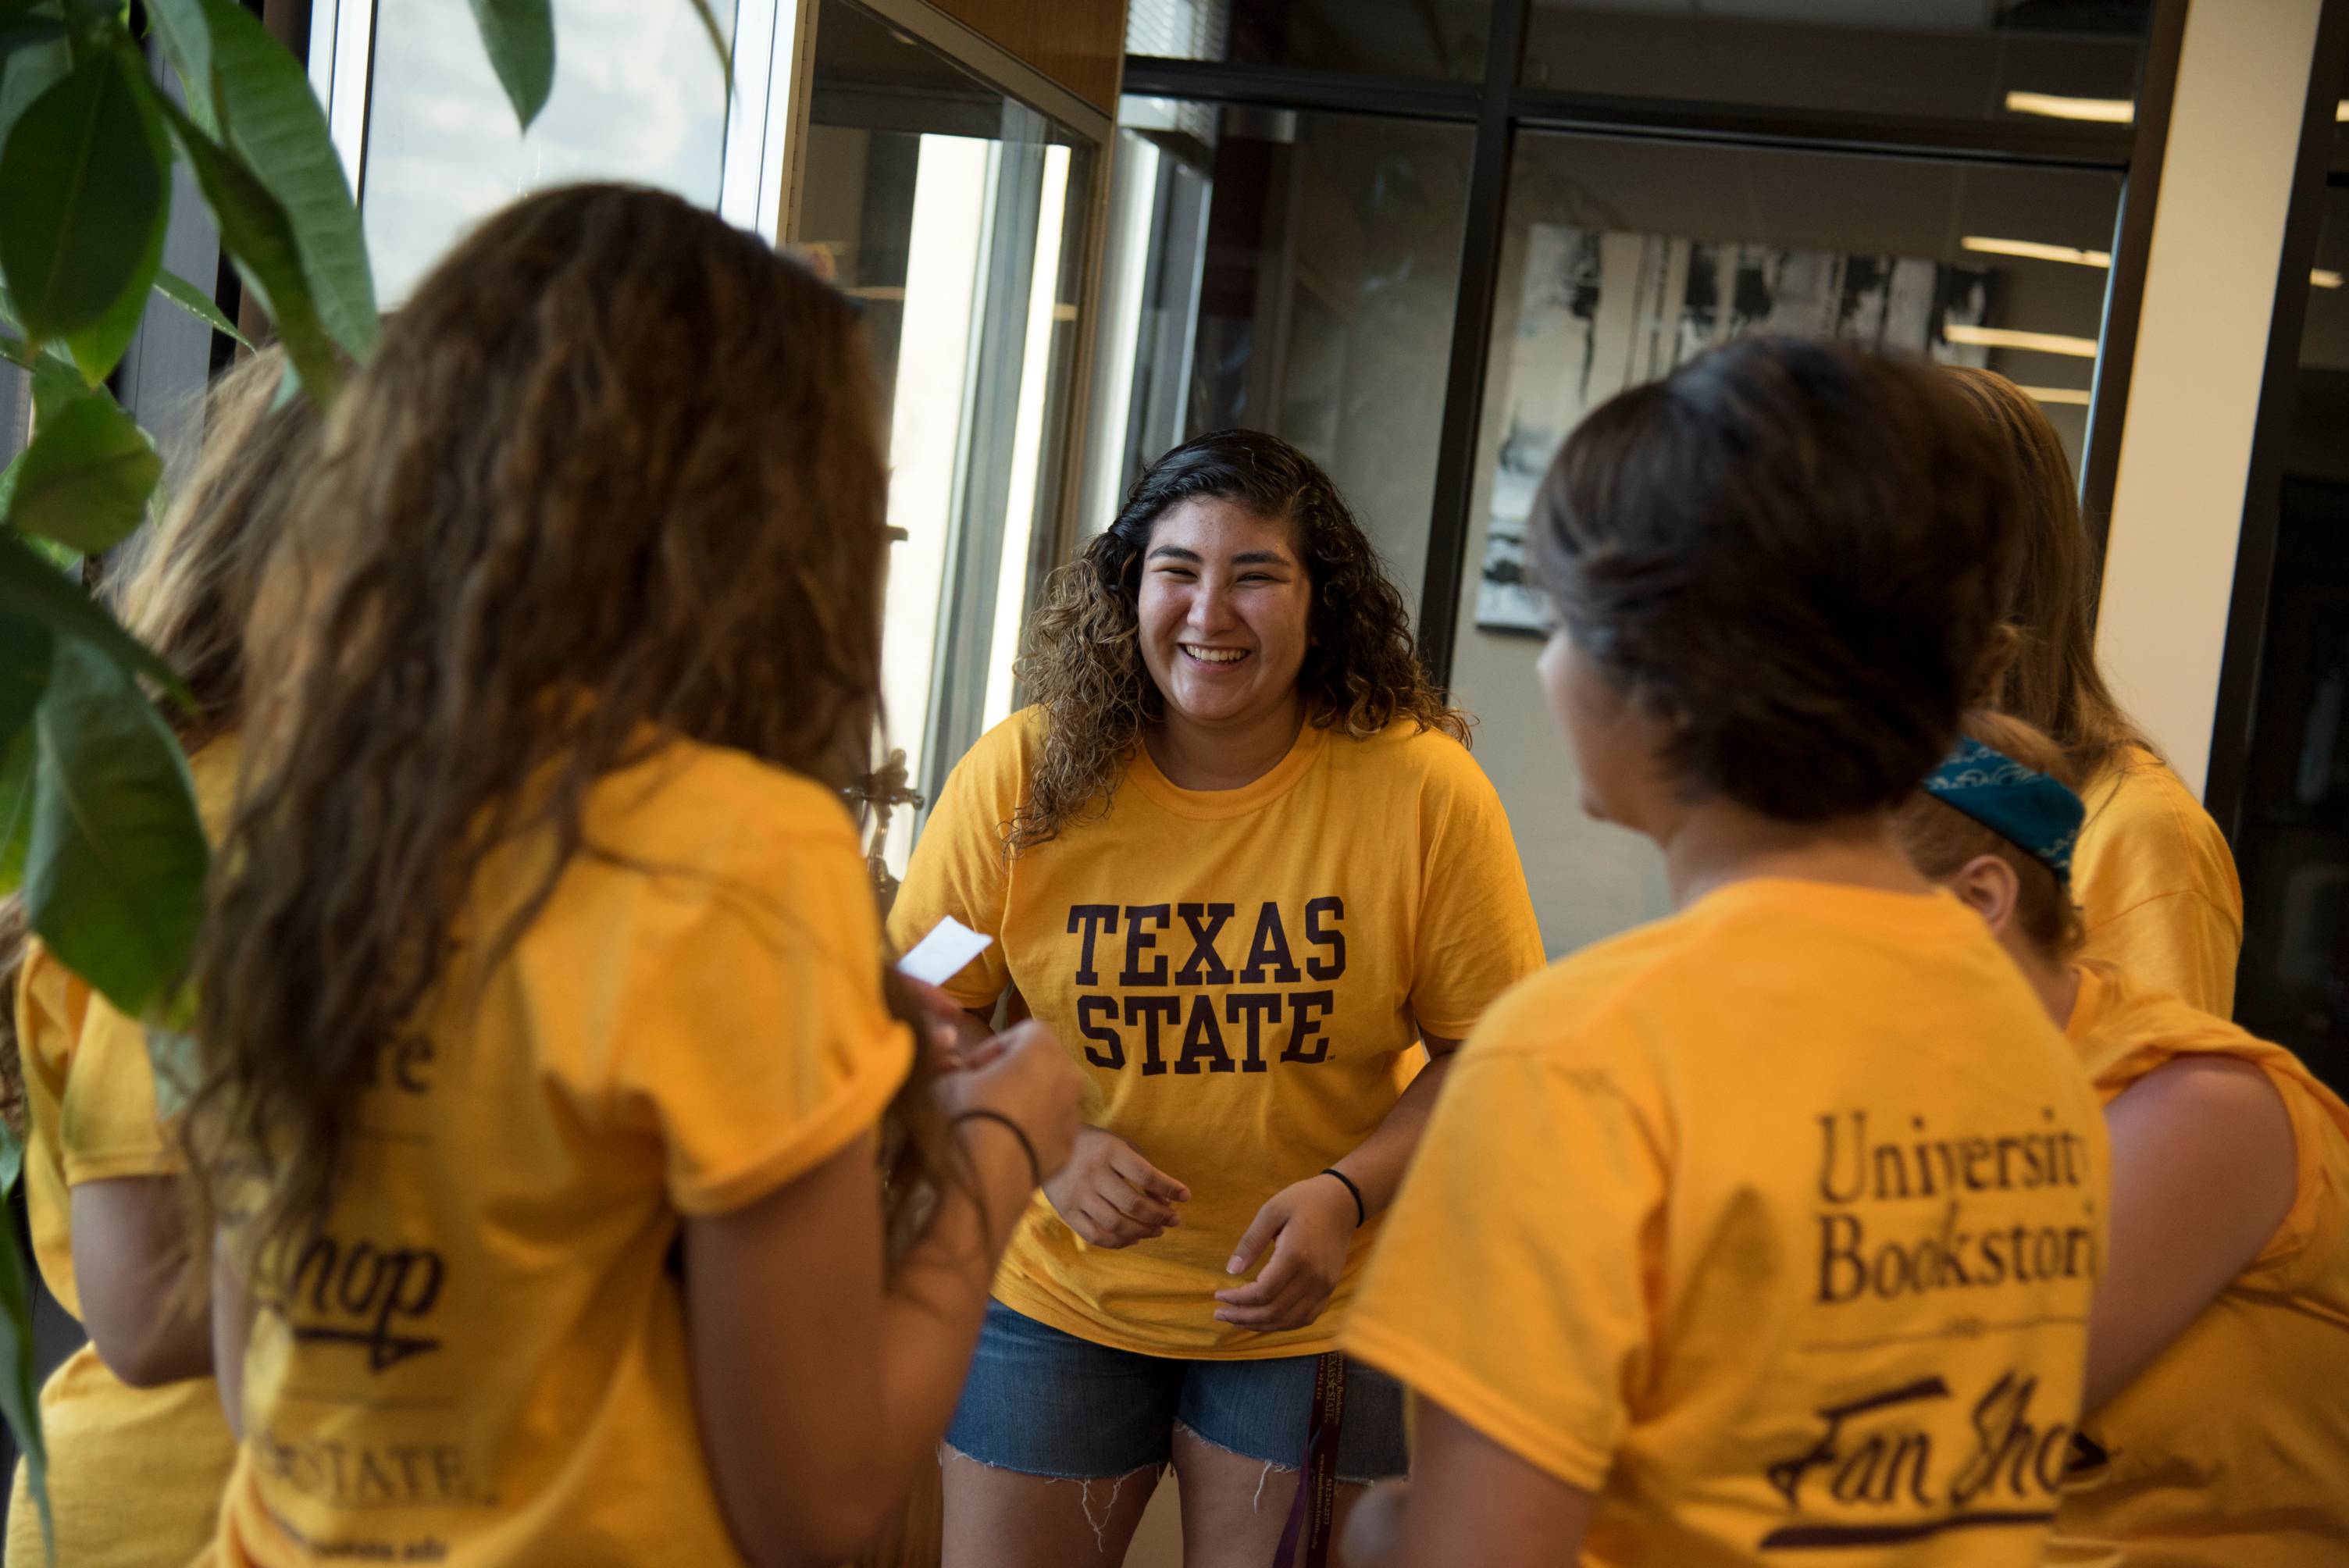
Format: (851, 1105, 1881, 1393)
(889, 429, 1543, 1566)
(184, 184, 1082, 1567)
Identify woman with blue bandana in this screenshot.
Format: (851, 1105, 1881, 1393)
(1946, 369, 2241, 1014)
(1896, 712, 2349, 1566)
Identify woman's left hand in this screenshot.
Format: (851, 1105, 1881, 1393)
(1213, 1174, 1360, 1331)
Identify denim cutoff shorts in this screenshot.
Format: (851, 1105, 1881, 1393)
(943, 1302, 1408, 1484)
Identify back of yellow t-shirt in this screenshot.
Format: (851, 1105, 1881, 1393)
(2073, 747, 2242, 1016)
(213, 740, 911, 1566)
(1346, 878, 2109, 1566)
(2048, 964, 2349, 1566)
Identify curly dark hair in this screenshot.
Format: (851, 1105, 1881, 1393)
(1011, 429, 1466, 851)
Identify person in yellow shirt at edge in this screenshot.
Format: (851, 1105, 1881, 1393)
(1947, 369, 2241, 1014)
(169, 184, 1085, 1567)
(1894, 711, 2349, 1566)
(0, 344, 314, 1568)
(888, 427, 1545, 1566)
(1339, 337, 2110, 1567)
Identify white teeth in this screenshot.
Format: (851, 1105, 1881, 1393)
(1182, 645, 1248, 664)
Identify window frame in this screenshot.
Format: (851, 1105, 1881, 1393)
(306, 0, 1117, 812)
(1117, 0, 2190, 687)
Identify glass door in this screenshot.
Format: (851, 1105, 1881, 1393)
(794, 0, 1102, 870)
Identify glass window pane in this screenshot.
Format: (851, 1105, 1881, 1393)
(1452, 132, 2123, 953)
(1523, 1, 2151, 128)
(1086, 102, 1475, 605)
(800, 0, 1093, 871)
(359, 0, 737, 304)
(1128, 0, 1492, 82)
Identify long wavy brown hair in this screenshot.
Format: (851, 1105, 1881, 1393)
(1944, 366, 2154, 783)
(1011, 429, 1466, 850)
(187, 184, 947, 1275)
(0, 346, 314, 1135)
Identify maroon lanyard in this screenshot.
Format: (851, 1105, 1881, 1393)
(1273, 1352, 1346, 1568)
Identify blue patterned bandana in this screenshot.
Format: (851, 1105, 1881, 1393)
(1923, 739, 2083, 885)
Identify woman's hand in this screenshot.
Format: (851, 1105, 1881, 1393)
(899, 975, 988, 1071)
(1214, 1174, 1360, 1331)
(1043, 1127, 1190, 1247)
(937, 1021, 1085, 1181)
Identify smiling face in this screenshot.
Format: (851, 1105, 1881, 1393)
(1135, 497, 1314, 733)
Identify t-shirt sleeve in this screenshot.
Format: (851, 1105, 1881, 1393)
(2076, 763, 2244, 1017)
(2080, 893, 2240, 1019)
(611, 821, 914, 1217)
(1342, 1039, 1664, 1491)
(59, 995, 179, 1186)
(1407, 750, 1546, 1039)
(16, 941, 82, 1084)
(2251, 1067, 2347, 1274)
(886, 736, 1017, 1012)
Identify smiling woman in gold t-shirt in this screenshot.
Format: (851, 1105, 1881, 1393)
(892, 429, 1542, 1566)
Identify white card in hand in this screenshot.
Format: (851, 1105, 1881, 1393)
(896, 916, 993, 987)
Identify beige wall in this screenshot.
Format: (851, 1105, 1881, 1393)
(2097, 0, 2328, 797)
(1448, 202, 1676, 955)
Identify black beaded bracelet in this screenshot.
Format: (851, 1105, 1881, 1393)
(1319, 1167, 1367, 1228)
(954, 1108, 1043, 1189)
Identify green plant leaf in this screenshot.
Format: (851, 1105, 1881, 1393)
(0, 333, 73, 376)
(61, 52, 172, 383)
(0, 51, 166, 345)
(24, 637, 208, 1019)
(142, 0, 214, 134)
(466, 0, 552, 131)
(0, 605, 55, 760)
(151, 265, 248, 346)
(0, 23, 66, 153)
(0, 723, 36, 888)
(24, 358, 83, 432)
(0, 18, 65, 50)
(0, 532, 181, 696)
(0, 691, 45, 1568)
(6, 383, 159, 553)
(0, 1181, 48, 1560)
(0, 454, 80, 574)
(683, 0, 732, 102)
(155, 94, 344, 403)
(194, 0, 376, 361)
